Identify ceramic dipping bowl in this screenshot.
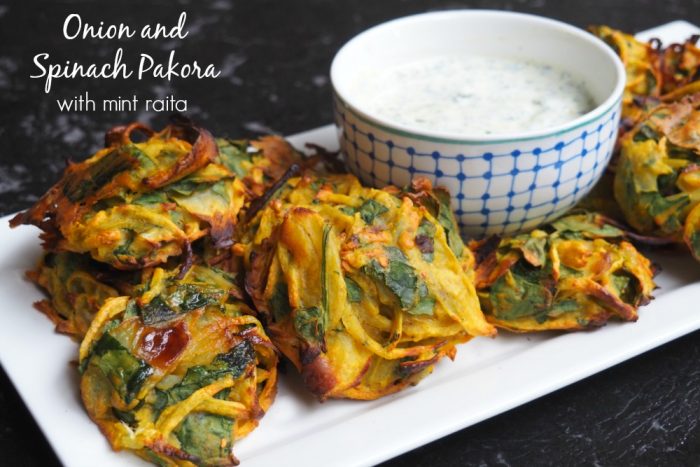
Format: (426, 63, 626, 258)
(330, 10, 625, 236)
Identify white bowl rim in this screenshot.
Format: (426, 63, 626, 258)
(330, 9, 626, 144)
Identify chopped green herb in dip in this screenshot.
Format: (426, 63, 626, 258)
(352, 55, 595, 135)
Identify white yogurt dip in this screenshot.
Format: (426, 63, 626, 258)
(351, 55, 595, 136)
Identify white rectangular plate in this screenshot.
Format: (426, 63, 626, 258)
(1, 20, 700, 467)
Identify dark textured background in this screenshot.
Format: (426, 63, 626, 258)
(1, 0, 699, 465)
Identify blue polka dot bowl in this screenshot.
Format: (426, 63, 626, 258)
(330, 10, 625, 237)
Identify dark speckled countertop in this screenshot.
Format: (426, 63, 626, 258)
(1, 0, 699, 465)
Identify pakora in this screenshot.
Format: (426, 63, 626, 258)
(238, 173, 495, 400)
(10, 121, 301, 270)
(590, 25, 663, 123)
(79, 264, 277, 466)
(471, 213, 655, 332)
(614, 93, 700, 259)
(591, 26, 700, 124)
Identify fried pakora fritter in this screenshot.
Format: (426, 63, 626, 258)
(614, 93, 700, 259)
(10, 122, 301, 270)
(590, 25, 663, 123)
(581, 28, 700, 224)
(79, 264, 277, 466)
(238, 173, 495, 400)
(591, 26, 700, 124)
(658, 34, 700, 95)
(470, 213, 655, 332)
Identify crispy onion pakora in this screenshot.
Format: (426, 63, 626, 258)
(581, 28, 700, 224)
(470, 213, 655, 332)
(591, 26, 700, 124)
(238, 173, 495, 400)
(590, 25, 663, 123)
(79, 264, 277, 466)
(614, 93, 700, 259)
(10, 122, 301, 270)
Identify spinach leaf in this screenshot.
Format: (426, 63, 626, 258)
(112, 407, 137, 427)
(364, 260, 416, 309)
(210, 181, 230, 201)
(139, 284, 224, 325)
(610, 271, 640, 305)
(489, 263, 553, 321)
(293, 306, 325, 344)
(408, 281, 435, 315)
(640, 192, 689, 233)
(667, 142, 698, 161)
(215, 340, 255, 377)
(157, 340, 254, 410)
(645, 192, 689, 217)
(358, 199, 388, 224)
(150, 389, 169, 417)
(168, 208, 184, 227)
(165, 284, 223, 311)
(657, 171, 680, 197)
(339, 206, 356, 216)
(434, 189, 465, 257)
(293, 225, 331, 345)
(270, 281, 291, 321)
(91, 196, 125, 212)
(165, 178, 200, 196)
(410, 296, 436, 315)
(140, 296, 179, 325)
(133, 191, 169, 206)
(549, 299, 580, 316)
(217, 138, 253, 178)
(633, 124, 659, 143)
(362, 247, 420, 310)
(174, 412, 234, 463)
(91, 333, 153, 403)
(345, 277, 362, 303)
(112, 230, 135, 258)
